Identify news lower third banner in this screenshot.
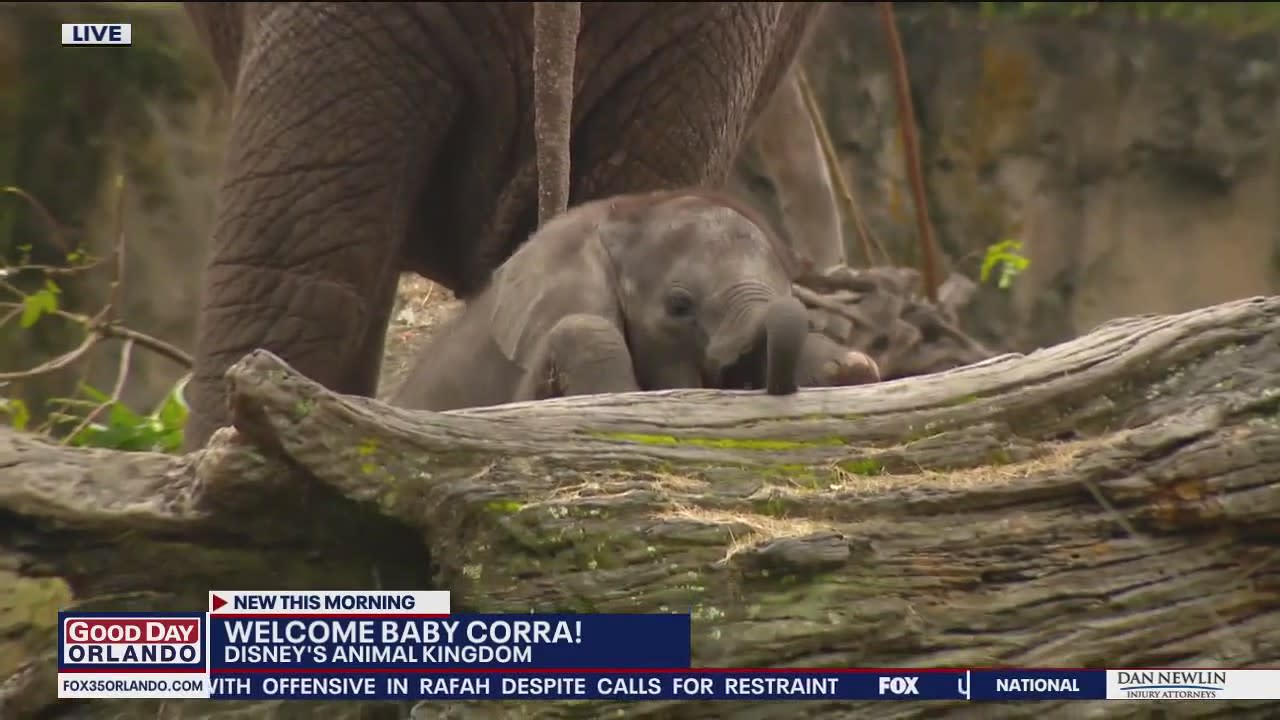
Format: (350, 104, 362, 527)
(57, 591, 1278, 701)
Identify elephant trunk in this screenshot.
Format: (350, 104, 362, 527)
(762, 296, 808, 395)
(703, 294, 808, 396)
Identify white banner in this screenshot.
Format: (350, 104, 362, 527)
(1108, 669, 1280, 700)
(59, 672, 207, 699)
(209, 590, 450, 615)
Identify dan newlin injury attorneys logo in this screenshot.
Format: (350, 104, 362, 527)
(1110, 670, 1226, 699)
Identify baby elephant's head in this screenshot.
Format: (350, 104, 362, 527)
(602, 191, 804, 393)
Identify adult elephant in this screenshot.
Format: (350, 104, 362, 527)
(182, 2, 824, 449)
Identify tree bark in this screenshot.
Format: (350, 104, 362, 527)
(4, 296, 1280, 719)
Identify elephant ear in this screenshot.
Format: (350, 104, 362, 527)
(489, 206, 621, 369)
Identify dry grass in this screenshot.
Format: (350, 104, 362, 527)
(658, 504, 830, 564)
(376, 275, 463, 399)
(653, 440, 1099, 563)
(827, 440, 1091, 495)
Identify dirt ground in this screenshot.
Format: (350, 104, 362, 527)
(376, 275, 462, 400)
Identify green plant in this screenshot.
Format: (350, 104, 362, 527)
(19, 278, 63, 328)
(2, 183, 192, 452)
(980, 239, 1030, 290)
(53, 377, 189, 453)
(0, 396, 31, 431)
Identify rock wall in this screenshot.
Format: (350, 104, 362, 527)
(736, 3, 1280, 351)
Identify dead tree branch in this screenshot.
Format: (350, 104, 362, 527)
(879, 2, 944, 303)
(2, 296, 1278, 718)
(0, 183, 191, 420)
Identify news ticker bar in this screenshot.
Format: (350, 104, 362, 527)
(58, 669, 1280, 701)
(56, 594, 1271, 702)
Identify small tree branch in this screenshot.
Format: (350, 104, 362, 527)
(0, 333, 98, 381)
(0, 180, 190, 398)
(0, 303, 192, 372)
(1, 185, 71, 255)
(105, 174, 127, 324)
(97, 321, 192, 368)
(59, 338, 135, 445)
(878, 2, 944, 303)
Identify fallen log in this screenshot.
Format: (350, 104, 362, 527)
(2, 296, 1279, 719)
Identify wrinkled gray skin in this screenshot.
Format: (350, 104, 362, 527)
(181, 2, 825, 449)
(392, 191, 820, 412)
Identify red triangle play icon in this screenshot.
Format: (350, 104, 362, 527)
(211, 594, 228, 612)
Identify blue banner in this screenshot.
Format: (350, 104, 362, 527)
(208, 669, 975, 701)
(59, 597, 1280, 702)
(206, 668, 1121, 702)
(209, 614, 690, 670)
(205, 612, 1111, 701)
(970, 669, 1106, 701)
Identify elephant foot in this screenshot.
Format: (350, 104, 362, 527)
(523, 313, 642, 400)
(818, 349, 881, 387)
(798, 332, 881, 389)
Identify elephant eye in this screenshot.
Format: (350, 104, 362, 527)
(664, 288, 696, 319)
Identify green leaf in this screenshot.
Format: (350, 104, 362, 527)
(107, 401, 144, 429)
(980, 239, 1030, 291)
(980, 239, 1017, 282)
(1, 398, 30, 431)
(156, 385, 188, 431)
(998, 264, 1016, 290)
(77, 384, 112, 403)
(66, 423, 108, 448)
(19, 288, 59, 328)
(54, 379, 190, 453)
(979, 253, 1000, 284)
(156, 429, 184, 453)
(70, 420, 143, 451)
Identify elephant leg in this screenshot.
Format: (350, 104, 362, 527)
(183, 6, 455, 450)
(517, 314, 640, 401)
(569, 4, 824, 200)
(797, 332, 881, 388)
(349, 267, 403, 401)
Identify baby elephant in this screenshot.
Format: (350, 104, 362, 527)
(391, 190, 879, 412)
